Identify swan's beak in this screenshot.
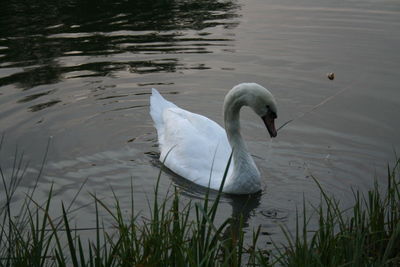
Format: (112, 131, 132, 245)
(262, 112, 277, 138)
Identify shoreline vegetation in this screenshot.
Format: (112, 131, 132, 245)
(0, 147, 399, 266)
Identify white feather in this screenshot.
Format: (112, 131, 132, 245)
(149, 83, 277, 194)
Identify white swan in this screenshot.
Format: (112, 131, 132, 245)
(150, 83, 277, 194)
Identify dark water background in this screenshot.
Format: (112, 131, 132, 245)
(1, 0, 400, 245)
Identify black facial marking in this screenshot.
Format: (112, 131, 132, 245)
(266, 105, 277, 119)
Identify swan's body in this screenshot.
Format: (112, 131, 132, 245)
(150, 83, 277, 194)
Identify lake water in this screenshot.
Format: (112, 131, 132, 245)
(1, 0, 400, 246)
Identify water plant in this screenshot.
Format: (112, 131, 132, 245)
(0, 150, 262, 266)
(0, 139, 399, 266)
(270, 158, 400, 266)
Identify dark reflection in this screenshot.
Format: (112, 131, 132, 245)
(221, 193, 261, 245)
(164, 163, 261, 230)
(0, 0, 240, 90)
(226, 193, 261, 227)
(29, 100, 61, 112)
(169, 171, 288, 241)
(17, 89, 55, 103)
(157, 154, 290, 240)
(174, 176, 262, 242)
(1, 65, 62, 89)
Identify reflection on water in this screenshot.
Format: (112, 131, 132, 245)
(1, 0, 400, 249)
(0, 0, 239, 92)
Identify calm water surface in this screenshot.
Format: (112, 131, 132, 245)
(1, 0, 400, 245)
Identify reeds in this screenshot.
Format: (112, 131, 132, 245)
(0, 151, 260, 266)
(270, 158, 400, 266)
(0, 143, 399, 266)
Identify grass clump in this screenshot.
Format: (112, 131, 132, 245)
(0, 139, 399, 266)
(0, 152, 263, 266)
(271, 158, 400, 266)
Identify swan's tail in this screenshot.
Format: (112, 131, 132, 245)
(150, 88, 177, 134)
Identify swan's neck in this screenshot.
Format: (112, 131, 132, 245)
(223, 89, 261, 193)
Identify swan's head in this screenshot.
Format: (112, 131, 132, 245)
(228, 83, 278, 138)
(248, 84, 278, 138)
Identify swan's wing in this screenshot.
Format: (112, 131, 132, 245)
(159, 107, 233, 189)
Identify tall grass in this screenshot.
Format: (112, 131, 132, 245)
(270, 158, 400, 266)
(0, 142, 399, 266)
(0, 151, 262, 266)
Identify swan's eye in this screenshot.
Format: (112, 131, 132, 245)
(266, 105, 277, 119)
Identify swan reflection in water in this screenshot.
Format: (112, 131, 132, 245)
(168, 168, 261, 233)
